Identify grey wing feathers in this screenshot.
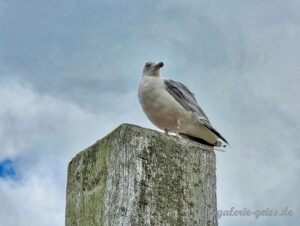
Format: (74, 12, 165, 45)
(164, 79, 229, 145)
(164, 79, 210, 122)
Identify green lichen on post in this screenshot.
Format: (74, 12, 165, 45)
(66, 124, 218, 226)
(65, 137, 111, 226)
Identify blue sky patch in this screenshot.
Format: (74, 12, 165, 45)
(0, 159, 17, 179)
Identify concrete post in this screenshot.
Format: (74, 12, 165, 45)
(66, 124, 218, 226)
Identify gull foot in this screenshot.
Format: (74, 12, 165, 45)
(176, 119, 181, 136)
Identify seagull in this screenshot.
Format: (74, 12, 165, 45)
(138, 61, 228, 147)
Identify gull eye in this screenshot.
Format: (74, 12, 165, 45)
(145, 63, 151, 68)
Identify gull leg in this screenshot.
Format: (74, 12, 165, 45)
(164, 129, 169, 135)
(176, 119, 181, 136)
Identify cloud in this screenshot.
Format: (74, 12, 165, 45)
(0, 165, 64, 226)
(0, 77, 97, 225)
(0, 75, 146, 226)
(0, 76, 128, 226)
(0, 77, 97, 159)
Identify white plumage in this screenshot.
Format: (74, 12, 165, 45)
(138, 61, 228, 147)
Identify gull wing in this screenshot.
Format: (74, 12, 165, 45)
(164, 79, 229, 145)
(164, 79, 210, 122)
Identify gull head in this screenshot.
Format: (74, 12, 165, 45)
(142, 61, 164, 77)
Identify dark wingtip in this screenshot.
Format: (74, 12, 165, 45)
(203, 124, 229, 146)
(179, 133, 215, 146)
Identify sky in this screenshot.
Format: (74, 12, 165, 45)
(0, 0, 299, 225)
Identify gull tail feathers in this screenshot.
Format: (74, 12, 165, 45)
(179, 133, 225, 148)
(202, 123, 229, 145)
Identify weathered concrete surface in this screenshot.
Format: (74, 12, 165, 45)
(65, 123, 218, 226)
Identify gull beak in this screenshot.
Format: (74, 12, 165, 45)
(155, 62, 164, 69)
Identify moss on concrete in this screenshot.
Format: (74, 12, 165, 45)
(65, 137, 110, 226)
(66, 123, 218, 226)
